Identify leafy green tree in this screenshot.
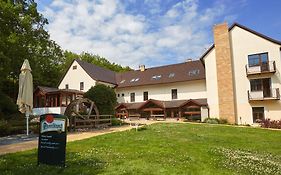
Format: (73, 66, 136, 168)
(84, 84, 117, 115)
(62, 51, 132, 73)
(0, 0, 63, 99)
(0, 90, 18, 120)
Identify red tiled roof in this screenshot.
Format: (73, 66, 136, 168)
(116, 60, 205, 88)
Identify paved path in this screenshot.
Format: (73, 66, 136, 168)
(0, 125, 133, 156)
(0, 119, 189, 156)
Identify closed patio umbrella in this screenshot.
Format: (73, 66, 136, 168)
(17, 59, 33, 136)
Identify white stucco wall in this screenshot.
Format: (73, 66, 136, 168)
(204, 49, 220, 118)
(230, 26, 281, 124)
(58, 60, 97, 92)
(201, 106, 209, 121)
(116, 80, 207, 103)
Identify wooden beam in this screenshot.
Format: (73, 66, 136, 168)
(143, 108, 163, 111)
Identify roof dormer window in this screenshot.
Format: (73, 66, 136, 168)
(152, 75, 162, 80)
(188, 69, 200, 76)
(168, 73, 175, 78)
(130, 78, 140, 82)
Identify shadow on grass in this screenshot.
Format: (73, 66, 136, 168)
(130, 126, 148, 132)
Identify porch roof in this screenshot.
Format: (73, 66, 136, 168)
(116, 98, 208, 110)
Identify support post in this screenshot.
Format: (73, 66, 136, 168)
(26, 112, 29, 136)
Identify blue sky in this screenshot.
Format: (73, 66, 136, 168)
(36, 0, 281, 68)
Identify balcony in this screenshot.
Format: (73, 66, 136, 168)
(248, 88, 280, 101)
(246, 61, 276, 76)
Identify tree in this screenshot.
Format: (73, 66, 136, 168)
(0, 0, 63, 99)
(62, 51, 132, 73)
(84, 84, 117, 115)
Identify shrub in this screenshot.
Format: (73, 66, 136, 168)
(0, 120, 11, 136)
(219, 118, 228, 124)
(0, 90, 18, 118)
(203, 118, 220, 124)
(84, 84, 117, 115)
(111, 117, 123, 126)
(260, 119, 281, 129)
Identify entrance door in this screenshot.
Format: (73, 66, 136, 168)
(252, 107, 264, 123)
(262, 78, 271, 97)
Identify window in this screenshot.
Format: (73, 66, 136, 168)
(171, 89, 177, 99)
(65, 84, 69, 89)
(130, 93, 135, 102)
(117, 94, 120, 97)
(73, 65, 77, 70)
(252, 107, 264, 123)
(250, 79, 262, 91)
(248, 53, 268, 67)
(188, 69, 200, 76)
(250, 78, 271, 91)
(168, 73, 175, 78)
(151, 75, 162, 80)
(143, 91, 148, 101)
(80, 82, 84, 91)
(122, 93, 124, 97)
(130, 78, 140, 82)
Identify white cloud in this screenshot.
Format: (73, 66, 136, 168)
(40, 0, 235, 68)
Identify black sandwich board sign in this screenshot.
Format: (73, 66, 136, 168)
(38, 113, 67, 167)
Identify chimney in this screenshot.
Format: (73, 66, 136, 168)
(186, 58, 193, 62)
(139, 65, 145, 71)
(213, 22, 236, 124)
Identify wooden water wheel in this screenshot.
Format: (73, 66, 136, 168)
(64, 98, 99, 130)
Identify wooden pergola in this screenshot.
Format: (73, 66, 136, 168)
(138, 99, 166, 119)
(33, 86, 84, 108)
(115, 104, 129, 118)
(179, 100, 202, 119)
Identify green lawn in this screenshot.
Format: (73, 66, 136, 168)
(1, 123, 281, 175)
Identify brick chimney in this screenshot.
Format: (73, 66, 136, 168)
(213, 23, 236, 124)
(139, 65, 145, 71)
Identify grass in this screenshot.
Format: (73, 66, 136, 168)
(0, 123, 281, 175)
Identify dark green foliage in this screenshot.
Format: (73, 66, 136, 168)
(203, 118, 220, 124)
(0, 0, 63, 98)
(63, 51, 132, 73)
(0, 0, 131, 121)
(219, 118, 228, 124)
(203, 118, 229, 124)
(0, 90, 18, 119)
(111, 117, 123, 126)
(0, 117, 38, 136)
(0, 120, 11, 136)
(84, 84, 117, 115)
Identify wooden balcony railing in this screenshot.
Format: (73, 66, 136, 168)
(248, 88, 280, 101)
(245, 61, 276, 76)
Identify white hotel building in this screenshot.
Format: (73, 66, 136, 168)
(33, 23, 281, 125)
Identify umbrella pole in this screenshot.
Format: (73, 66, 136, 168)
(26, 112, 29, 136)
